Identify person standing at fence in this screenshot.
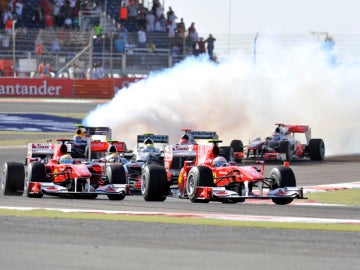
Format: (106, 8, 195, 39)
(197, 37, 206, 55)
(92, 63, 105, 79)
(38, 60, 52, 78)
(206, 34, 216, 60)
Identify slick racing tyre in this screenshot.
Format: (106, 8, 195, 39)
(141, 164, 168, 201)
(308, 139, 325, 161)
(106, 165, 127, 200)
(26, 162, 49, 198)
(186, 166, 214, 203)
(106, 164, 127, 184)
(230, 139, 244, 163)
(279, 141, 293, 161)
(2, 162, 25, 196)
(269, 166, 296, 205)
(219, 146, 235, 162)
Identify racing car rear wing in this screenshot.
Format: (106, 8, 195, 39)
(27, 143, 53, 159)
(90, 141, 127, 153)
(275, 124, 311, 143)
(183, 130, 219, 140)
(137, 134, 169, 144)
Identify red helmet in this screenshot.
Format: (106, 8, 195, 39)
(179, 138, 188, 145)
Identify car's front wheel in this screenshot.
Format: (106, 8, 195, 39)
(269, 166, 296, 205)
(186, 166, 214, 203)
(2, 162, 25, 196)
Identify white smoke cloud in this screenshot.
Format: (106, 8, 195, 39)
(83, 41, 360, 156)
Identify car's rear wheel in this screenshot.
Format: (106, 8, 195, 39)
(141, 164, 168, 201)
(279, 141, 292, 161)
(219, 146, 235, 162)
(2, 162, 25, 196)
(308, 139, 325, 161)
(186, 166, 214, 203)
(269, 166, 296, 205)
(230, 139, 244, 162)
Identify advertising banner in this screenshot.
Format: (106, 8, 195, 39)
(0, 78, 74, 98)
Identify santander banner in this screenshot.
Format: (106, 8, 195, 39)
(0, 78, 73, 98)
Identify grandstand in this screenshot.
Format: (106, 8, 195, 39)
(0, 0, 186, 78)
(1, 1, 359, 78)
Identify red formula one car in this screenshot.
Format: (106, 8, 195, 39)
(140, 138, 305, 205)
(2, 138, 129, 200)
(245, 124, 325, 162)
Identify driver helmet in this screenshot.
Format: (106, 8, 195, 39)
(144, 138, 154, 149)
(212, 156, 227, 167)
(273, 127, 281, 140)
(74, 127, 85, 143)
(106, 153, 119, 162)
(179, 134, 189, 145)
(59, 154, 73, 164)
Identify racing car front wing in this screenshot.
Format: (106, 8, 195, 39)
(27, 182, 130, 197)
(191, 186, 305, 203)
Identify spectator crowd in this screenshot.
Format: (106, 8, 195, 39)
(0, 0, 216, 78)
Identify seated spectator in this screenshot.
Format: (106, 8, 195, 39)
(146, 40, 156, 53)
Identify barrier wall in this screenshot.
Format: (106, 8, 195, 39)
(0, 77, 141, 99)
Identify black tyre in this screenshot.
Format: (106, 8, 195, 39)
(106, 164, 127, 184)
(219, 146, 235, 162)
(230, 139, 244, 162)
(269, 166, 296, 205)
(186, 166, 214, 203)
(108, 192, 126, 201)
(26, 162, 48, 198)
(2, 162, 25, 196)
(308, 139, 325, 161)
(278, 141, 292, 161)
(141, 164, 168, 201)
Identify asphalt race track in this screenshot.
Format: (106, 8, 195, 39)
(0, 99, 359, 270)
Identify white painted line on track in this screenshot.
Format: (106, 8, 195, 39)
(303, 181, 360, 193)
(1, 206, 359, 224)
